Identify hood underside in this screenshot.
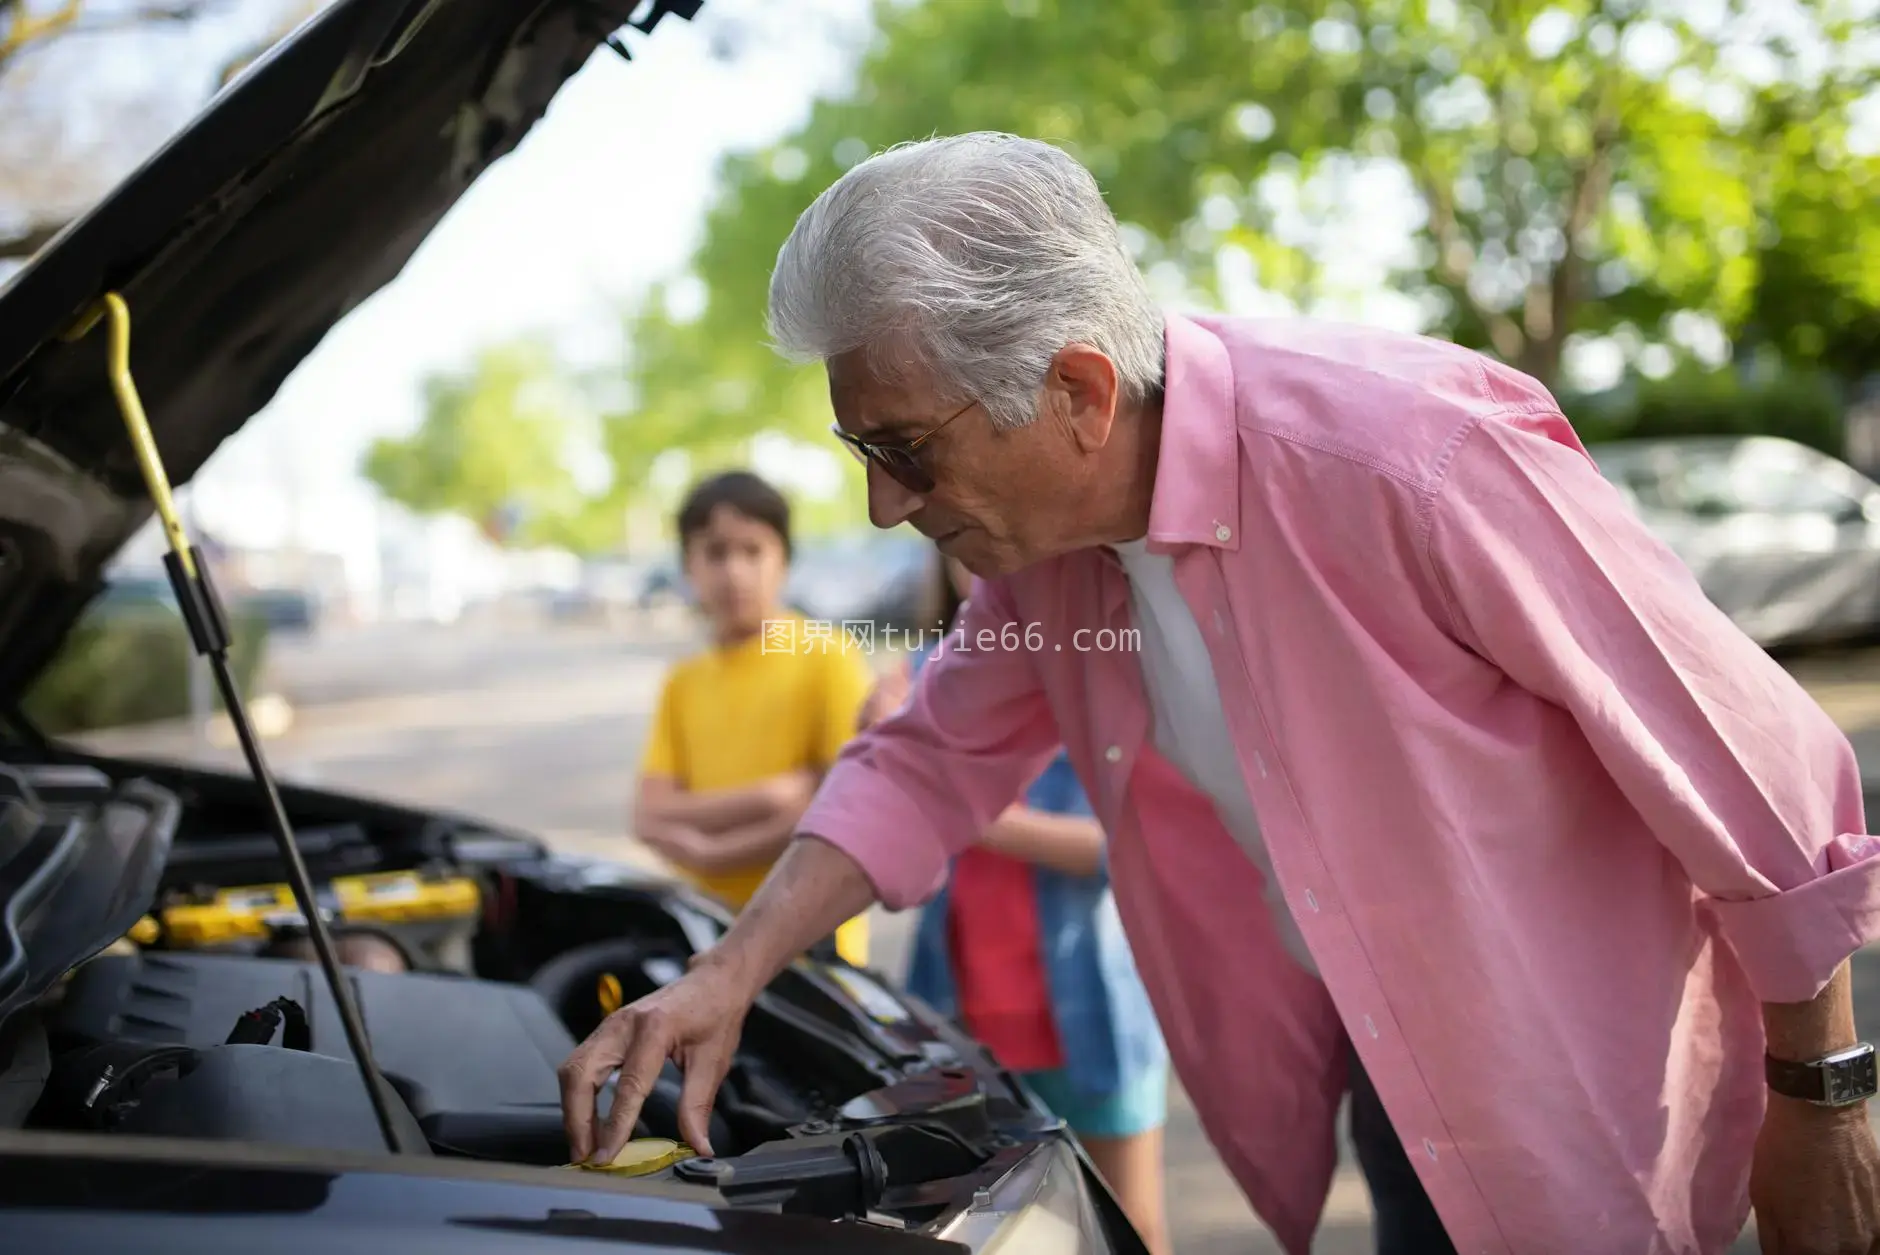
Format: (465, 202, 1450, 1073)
(0, 0, 703, 707)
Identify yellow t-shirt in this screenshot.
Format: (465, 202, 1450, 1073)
(639, 612, 874, 965)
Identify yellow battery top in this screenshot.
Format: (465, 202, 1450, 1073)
(158, 870, 481, 948)
(333, 870, 480, 926)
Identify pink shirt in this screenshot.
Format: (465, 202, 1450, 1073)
(800, 312, 1880, 1254)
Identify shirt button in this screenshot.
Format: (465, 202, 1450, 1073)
(1252, 751, 1268, 779)
(1104, 745, 1123, 763)
(1215, 524, 1232, 542)
(1423, 1138, 1439, 1162)
(1363, 1015, 1379, 1039)
(1303, 890, 1319, 912)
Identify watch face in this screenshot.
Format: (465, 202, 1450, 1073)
(1825, 1045, 1879, 1105)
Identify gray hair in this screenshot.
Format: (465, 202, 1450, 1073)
(766, 132, 1166, 430)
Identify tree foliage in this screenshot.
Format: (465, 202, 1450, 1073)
(1564, 359, 1847, 453)
(1738, 111, 1880, 381)
(362, 342, 620, 554)
(602, 0, 1880, 506)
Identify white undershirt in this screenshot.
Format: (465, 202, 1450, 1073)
(1110, 539, 1321, 977)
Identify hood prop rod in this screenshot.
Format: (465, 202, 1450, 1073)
(67, 292, 418, 1156)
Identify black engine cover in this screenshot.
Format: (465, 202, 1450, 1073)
(53, 952, 577, 1162)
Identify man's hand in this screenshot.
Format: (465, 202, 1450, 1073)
(1751, 1099, 1880, 1254)
(558, 950, 756, 1166)
(558, 836, 884, 1167)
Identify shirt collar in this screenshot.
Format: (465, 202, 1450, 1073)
(1150, 312, 1241, 550)
(1100, 313, 1241, 568)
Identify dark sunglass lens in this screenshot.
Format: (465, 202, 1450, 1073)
(883, 449, 934, 493)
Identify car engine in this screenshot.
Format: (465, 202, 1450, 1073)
(0, 758, 1014, 1179)
(40, 950, 581, 1161)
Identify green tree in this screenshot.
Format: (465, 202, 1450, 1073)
(363, 341, 617, 553)
(606, 0, 1878, 485)
(1736, 116, 1880, 384)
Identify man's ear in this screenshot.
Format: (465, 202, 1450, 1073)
(1049, 343, 1120, 454)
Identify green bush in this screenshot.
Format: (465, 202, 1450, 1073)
(21, 608, 271, 736)
(1563, 363, 1846, 456)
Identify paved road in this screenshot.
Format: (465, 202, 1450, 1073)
(78, 617, 1880, 1253)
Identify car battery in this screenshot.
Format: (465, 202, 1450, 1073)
(148, 869, 481, 971)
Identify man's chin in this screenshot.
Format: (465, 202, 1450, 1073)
(943, 532, 1025, 579)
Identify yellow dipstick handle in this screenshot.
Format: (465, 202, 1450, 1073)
(94, 292, 195, 578)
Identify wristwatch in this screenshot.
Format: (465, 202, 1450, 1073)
(1765, 1042, 1880, 1107)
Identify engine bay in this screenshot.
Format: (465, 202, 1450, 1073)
(0, 752, 1073, 1231)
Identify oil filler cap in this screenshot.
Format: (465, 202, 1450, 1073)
(568, 1138, 695, 1177)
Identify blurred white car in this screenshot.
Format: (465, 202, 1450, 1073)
(1589, 435, 1880, 649)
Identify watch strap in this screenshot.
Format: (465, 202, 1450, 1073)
(1765, 1053, 1830, 1102)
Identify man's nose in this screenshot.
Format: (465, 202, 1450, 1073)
(866, 462, 922, 529)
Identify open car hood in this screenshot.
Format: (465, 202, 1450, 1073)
(0, 0, 704, 709)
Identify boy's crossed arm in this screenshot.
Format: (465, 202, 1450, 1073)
(641, 771, 819, 831)
(633, 770, 822, 873)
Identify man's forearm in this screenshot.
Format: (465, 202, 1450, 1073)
(698, 834, 879, 997)
(1765, 960, 1860, 1065)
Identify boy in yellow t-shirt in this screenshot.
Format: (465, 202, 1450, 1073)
(634, 470, 874, 965)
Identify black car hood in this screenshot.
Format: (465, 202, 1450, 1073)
(0, 1132, 965, 1253)
(0, 0, 703, 708)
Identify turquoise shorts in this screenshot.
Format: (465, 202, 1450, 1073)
(1019, 1061, 1169, 1140)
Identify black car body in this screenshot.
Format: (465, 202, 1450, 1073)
(0, 3, 1146, 1252)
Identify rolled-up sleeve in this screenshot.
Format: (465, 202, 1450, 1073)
(1426, 411, 1880, 1003)
(797, 575, 1063, 910)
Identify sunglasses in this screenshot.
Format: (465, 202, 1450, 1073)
(830, 398, 977, 494)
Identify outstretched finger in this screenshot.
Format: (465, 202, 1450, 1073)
(592, 1019, 673, 1165)
(675, 1033, 734, 1157)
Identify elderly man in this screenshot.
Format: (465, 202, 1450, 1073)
(561, 133, 1880, 1254)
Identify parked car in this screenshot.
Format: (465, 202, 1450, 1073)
(238, 585, 322, 634)
(0, 2, 1147, 1253)
(634, 558, 691, 610)
(1589, 434, 1880, 649)
(92, 575, 321, 635)
(787, 533, 931, 633)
